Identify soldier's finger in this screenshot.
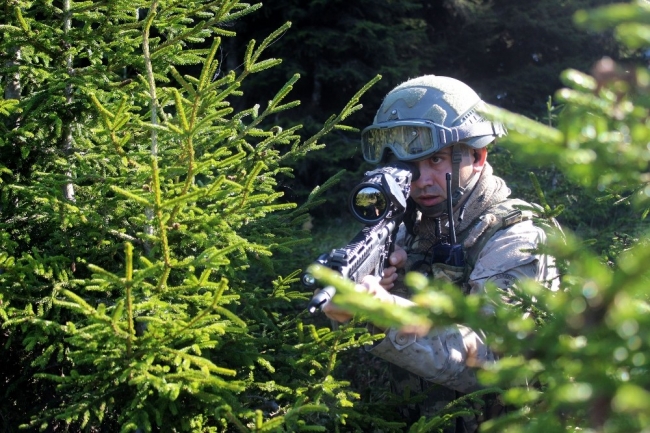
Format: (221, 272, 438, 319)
(389, 247, 408, 268)
(360, 274, 382, 288)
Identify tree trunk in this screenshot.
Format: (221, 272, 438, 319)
(63, 0, 76, 203)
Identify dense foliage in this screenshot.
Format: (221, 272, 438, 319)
(0, 1, 389, 431)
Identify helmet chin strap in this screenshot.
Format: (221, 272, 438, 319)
(418, 144, 477, 218)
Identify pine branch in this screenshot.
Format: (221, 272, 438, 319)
(284, 75, 381, 162)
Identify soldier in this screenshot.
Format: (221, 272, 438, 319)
(323, 75, 560, 432)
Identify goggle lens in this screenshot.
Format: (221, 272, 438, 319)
(361, 125, 438, 163)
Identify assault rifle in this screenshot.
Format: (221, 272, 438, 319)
(302, 162, 414, 313)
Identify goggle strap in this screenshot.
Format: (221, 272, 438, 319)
(439, 121, 506, 144)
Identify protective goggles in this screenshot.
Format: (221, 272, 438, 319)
(361, 119, 505, 163)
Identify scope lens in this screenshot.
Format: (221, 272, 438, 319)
(351, 186, 387, 222)
(302, 273, 316, 287)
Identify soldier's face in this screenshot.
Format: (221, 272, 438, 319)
(409, 146, 486, 208)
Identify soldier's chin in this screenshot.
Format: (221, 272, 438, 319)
(417, 202, 446, 217)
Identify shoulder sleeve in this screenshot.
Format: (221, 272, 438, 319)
(470, 220, 543, 280)
(366, 324, 495, 393)
(469, 220, 560, 296)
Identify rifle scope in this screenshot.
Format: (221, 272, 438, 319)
(348, 162, 413, 225)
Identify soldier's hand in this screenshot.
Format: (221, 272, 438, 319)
(321, 294, 353, 323)
(380, 246, 407, 290)
(323, 275, 395, 323)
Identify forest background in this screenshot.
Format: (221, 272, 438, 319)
(2, 0, 650, 432)
(235, 0, 639, 249)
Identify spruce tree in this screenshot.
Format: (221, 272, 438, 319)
(0, 1, 391, 431)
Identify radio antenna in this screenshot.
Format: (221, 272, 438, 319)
(446, 173, 457, 245)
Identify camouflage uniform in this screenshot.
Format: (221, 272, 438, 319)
(365, 163, 560, 432)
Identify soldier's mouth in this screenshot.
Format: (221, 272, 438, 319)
(416, 195, 443, 206)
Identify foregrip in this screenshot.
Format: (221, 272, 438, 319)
(307, 286, 336, 313)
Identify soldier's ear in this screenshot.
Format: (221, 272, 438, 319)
(472, 148, 487, 172)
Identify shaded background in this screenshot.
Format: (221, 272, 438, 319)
(220, 0, 643, 252)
